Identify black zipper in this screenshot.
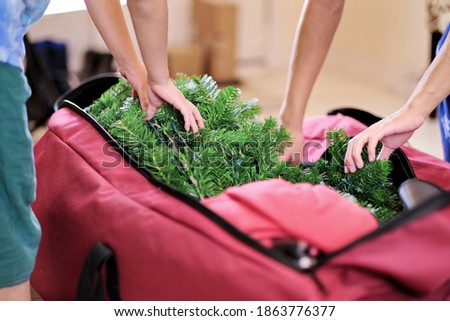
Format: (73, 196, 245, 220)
(62, 100, 303, 271)
(60, 99, 450, 276)
(312, 191, 450, 272)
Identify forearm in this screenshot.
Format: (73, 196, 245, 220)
(280, 0, 344, 130)
(404, 33, 450, 118)
(127, 0, 170, 84)
(84, 0, 141, 71)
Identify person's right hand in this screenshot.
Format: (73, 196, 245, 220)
(344, 107, 426, 173)
(118, 60, 152, 111)
(118, 61, 204, 133)
(147, 79, 204, 133)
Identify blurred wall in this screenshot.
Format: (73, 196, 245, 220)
(263, 0, 430, 90)
(28, 0, 431, 87)
(28, 0, 193, 74)
(329, 0, 430, 90)
(334, 0, 430, 71)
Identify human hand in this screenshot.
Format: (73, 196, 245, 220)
(118, 60, 154, 113)
(148, 80, 205, 133)
(344, 107, 426, 173)
(279, 129, 305, 164)
(118, 62, 204, 133)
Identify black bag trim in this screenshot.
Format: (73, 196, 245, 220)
(313, 191, 450, 270)
(55, 74, 444, 277)
(327, 107, 382, 127)
(61, 99, 303, 272)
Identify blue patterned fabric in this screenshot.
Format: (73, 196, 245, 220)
(0, 0, 49, 69)
(437, 23, 450, 162)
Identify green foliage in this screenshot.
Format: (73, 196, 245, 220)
(88, 75, 403, 225)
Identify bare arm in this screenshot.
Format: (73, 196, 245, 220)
(405, 31, 450, 120)
(344, 32, 450, 173)
(84, 0, 139, 74)
(127, 0, 204, 132)
(280, 0, 344, 163)
(127, 0, 169, 84)
(84, 0, 148, 104)
(84, 0, 204, 132)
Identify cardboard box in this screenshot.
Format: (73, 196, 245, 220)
(193, 0, 238, 83)
(168, 44, 205, 78)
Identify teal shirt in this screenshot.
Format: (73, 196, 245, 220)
(0, 0, 50, 69)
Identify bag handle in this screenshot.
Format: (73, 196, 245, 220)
(76, 242, 121, 301)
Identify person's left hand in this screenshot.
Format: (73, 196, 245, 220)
(344, 107, 425, 173)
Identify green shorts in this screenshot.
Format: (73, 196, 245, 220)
(0, 62, 41, 288)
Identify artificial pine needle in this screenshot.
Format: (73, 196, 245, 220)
(88, 75, 403, 224)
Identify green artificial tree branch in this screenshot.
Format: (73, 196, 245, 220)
(88, 75, 403, 224)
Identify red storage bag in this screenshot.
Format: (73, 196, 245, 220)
(31, 75, 450, 300)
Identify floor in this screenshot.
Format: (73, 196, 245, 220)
(29, 62, 444, 300)
(31, 64, 444, 160)
(235, 64, 443, 160)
